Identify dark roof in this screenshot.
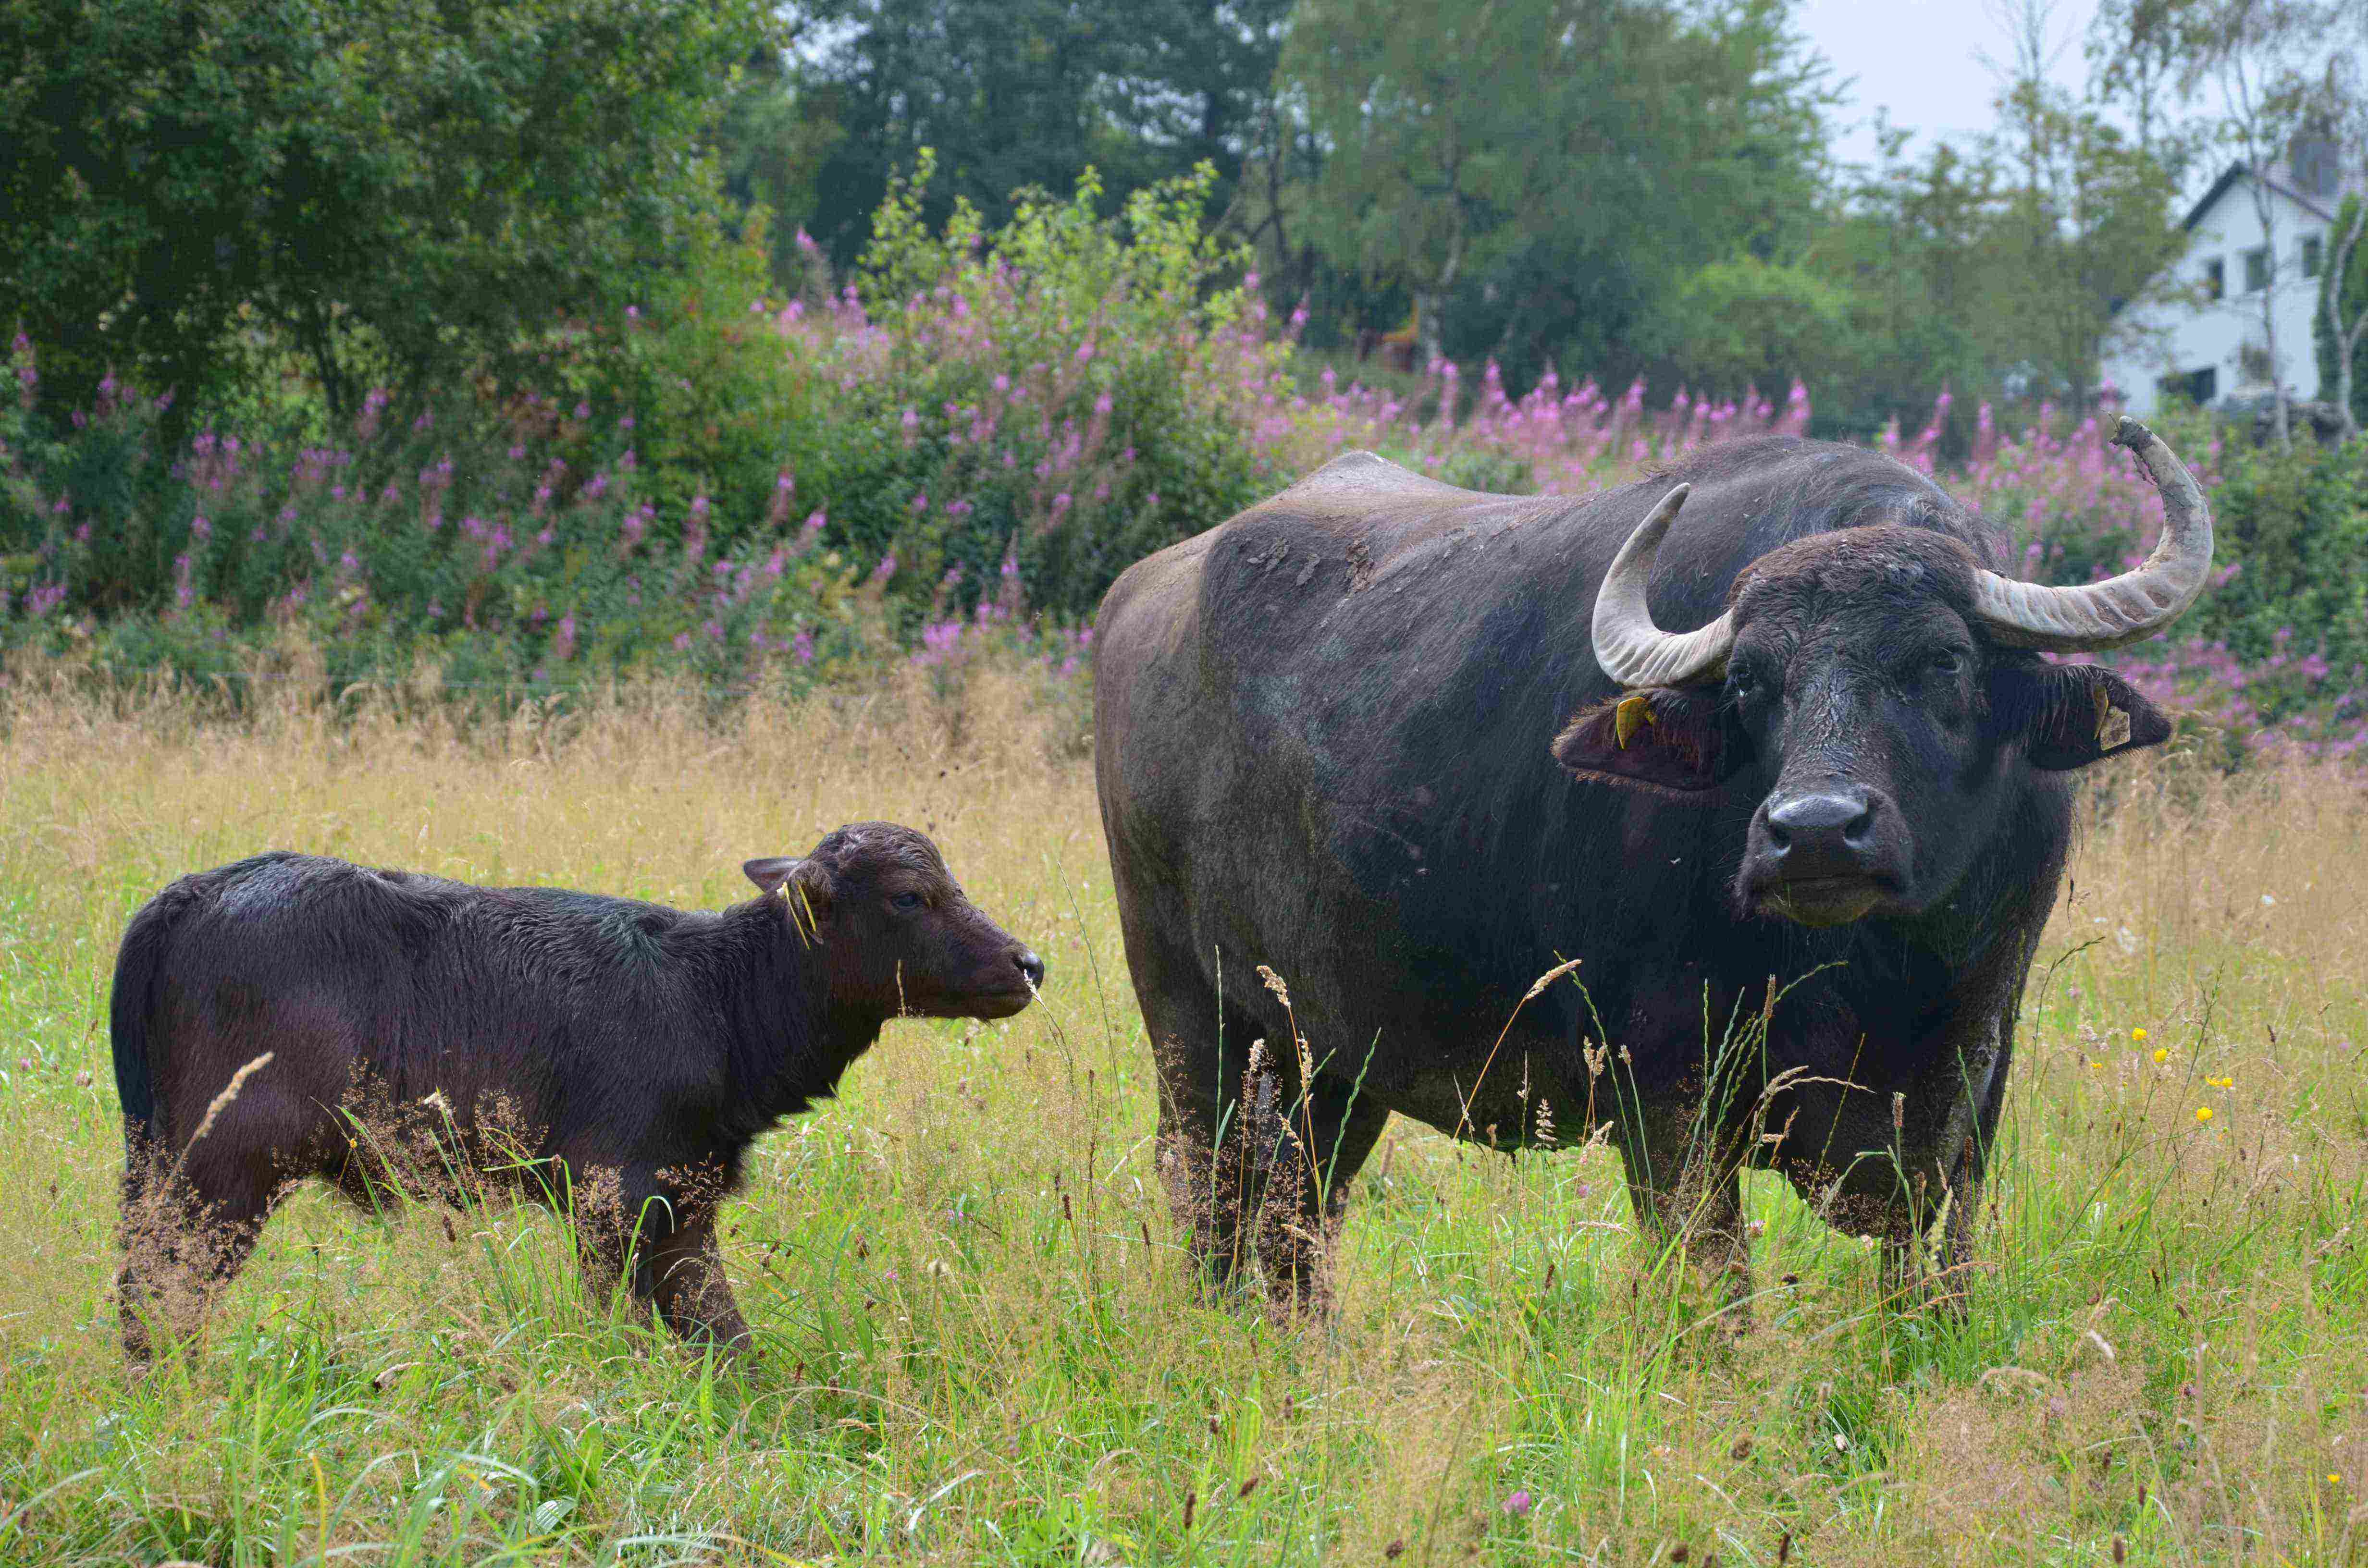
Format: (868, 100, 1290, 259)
(2182, 161, 2339, 231)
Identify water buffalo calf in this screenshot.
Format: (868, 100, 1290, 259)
(111, 822, 1043, 1360)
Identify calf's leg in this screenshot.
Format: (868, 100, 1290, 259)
(637, 1213, 752, 1352)
(119, 1130, 287, 1364)
(569, 1164, 751, 1355)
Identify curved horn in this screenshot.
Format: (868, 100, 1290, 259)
(1591, 482, 1737, 688)
(1970, 416, 2214, 651)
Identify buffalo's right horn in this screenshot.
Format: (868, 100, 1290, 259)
(1968, 416, 2213, 651)
(1591, 482, 1737, 689)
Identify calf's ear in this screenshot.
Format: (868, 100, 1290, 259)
(742, 856, 804, 895)
(1994, 663, 2171, 770)
(746, 856, 836, 941)
(1552, 686, 1745, 795)
(744, 857, 836, 906)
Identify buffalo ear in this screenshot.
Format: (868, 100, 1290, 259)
(1998, 663, 2172, 770)
(1552, 686, 1744, 795)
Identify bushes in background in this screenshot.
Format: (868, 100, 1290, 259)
(6, 157, 2368, 765)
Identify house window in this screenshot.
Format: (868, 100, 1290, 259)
(2244, 246, 2270, 293)
(2159, 368, 2218, 407)
(2303, 233, 2324, 278)
(2205, 257, 2225, 300)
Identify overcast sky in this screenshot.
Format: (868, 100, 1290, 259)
(1795, 0, 2107, 171)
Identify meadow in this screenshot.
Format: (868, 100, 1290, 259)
(0, 665, 2363, 1567)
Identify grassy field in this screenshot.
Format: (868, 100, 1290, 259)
(0, 664, 2363, 1567)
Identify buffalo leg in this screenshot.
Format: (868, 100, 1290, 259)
(1253, 1072, 1391, 1313)
(1613, 1108, 1751, 1324)
(1142, 972, 1262, 1292)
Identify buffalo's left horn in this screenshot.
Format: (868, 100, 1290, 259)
(1969, 416, 2214, 651)
(1591, 482, 1737, 688)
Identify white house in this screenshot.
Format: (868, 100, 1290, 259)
(2100, 143, 2359, 417)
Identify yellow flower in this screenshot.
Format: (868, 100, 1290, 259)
(2089, 1061, 2105, 1070)
(2195, 1106, 2215, 1124)
(2132, 1028, 2149, 1042)
(2152, 1048, 2168, 1064)
(2331, 1472, 2343, 1485)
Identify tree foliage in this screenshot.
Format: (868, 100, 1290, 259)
(788, 0, 1292, 271)
(0, 0, 775, 419)
(1275, 0, 1830, 380)
(2317, 195, 2368, 428)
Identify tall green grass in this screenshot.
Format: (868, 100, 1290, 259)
(0, 665, 2361, 1565)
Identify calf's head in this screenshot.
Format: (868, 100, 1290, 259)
(1557, 417, 2210, 929)
(744, 822, 1044, 1018)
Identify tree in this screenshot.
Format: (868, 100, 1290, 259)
(1278, 0, 1829, 378)
(1986, 1, 2190, 410)
(714, 38, 847, 295)
(2318, 194, 2368, 429)
(1280, 0, 1571, 368)
(2311, 18, 2367, 433)
(1804, 130, 2002, 440)
(2088, 0, 2213, 167)
(791, 0, 1289, 270)
(0, 0, 776, 420)
(1658, 257, 1851, 399)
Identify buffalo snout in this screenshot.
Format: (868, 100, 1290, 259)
(1741, 780, 1909, 927)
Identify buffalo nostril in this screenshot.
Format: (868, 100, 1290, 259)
(1016, 949, 1046, 989)
(1765, 791, 1876, 854)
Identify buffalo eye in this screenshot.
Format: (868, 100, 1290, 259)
(891, 891, 924, 911)
(1926, 648, 1968, 679)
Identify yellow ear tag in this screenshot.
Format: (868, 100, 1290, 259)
(2094, 685, 2131, 750)
(1616, 694, 1655, 750)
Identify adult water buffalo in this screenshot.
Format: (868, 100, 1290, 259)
(112, 824, 1043, 1360)
(1094, 419, 2208, 1311)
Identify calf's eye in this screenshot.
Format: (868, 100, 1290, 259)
(891, 892, 923, 911)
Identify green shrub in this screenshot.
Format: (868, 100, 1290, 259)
(781, 153, 1289, 623)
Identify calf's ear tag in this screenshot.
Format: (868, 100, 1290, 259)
(1615, 694, 1655, 750)
(2094, 685, 2131, 750)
